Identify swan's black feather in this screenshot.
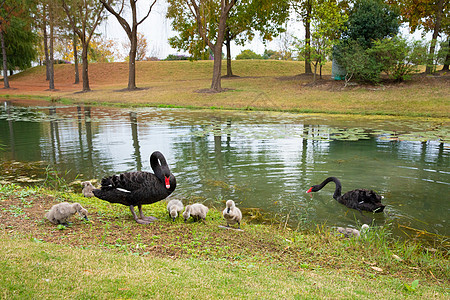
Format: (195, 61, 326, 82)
(308, 177, 385, 213)
(93, 151, 176, 208)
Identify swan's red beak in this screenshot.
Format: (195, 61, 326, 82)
(165, 176, 170, 189)
(306, 187, 313, 193)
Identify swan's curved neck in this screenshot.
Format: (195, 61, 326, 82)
(320, 177, 342, 200)
(150, 151, 168, 181)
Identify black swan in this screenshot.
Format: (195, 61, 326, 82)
(306, 177, 385, 213)
(93, 151, 176, 224)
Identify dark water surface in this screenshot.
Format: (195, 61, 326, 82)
(1, 99, 449, 241)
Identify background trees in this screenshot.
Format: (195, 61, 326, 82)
(4, 13, 37, 75)
(1, 0, 448, 91)
(222, 0, 290, 76)
(100, 0, 157, 90)
(61, 0, 106, 92)
(168, 0, 288, 83)
(0, 0, 37, 88)
(333, 0, 401, 83)
(295, 0, 348, 81)
(391, 0, 449, 73)
(167, 0, 236, 92)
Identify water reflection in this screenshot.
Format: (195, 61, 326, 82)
(0, 100, 449, 241)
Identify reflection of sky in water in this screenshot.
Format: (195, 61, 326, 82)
(0, 101, 449, 239)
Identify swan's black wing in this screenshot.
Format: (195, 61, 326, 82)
(340, 189, 385, 213)
(93, 171, 170, 206)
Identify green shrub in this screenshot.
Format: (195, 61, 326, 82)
(236, 49, 263, 60)
(369, 37, 427, 82)
(334, 40, 382, 83)
(164, 54, 190, 61)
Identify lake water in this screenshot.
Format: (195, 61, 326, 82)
(1, 99, 449, 242)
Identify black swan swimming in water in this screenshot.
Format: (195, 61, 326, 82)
(306, 177, 385, 213)
(93, 151, 176, 224)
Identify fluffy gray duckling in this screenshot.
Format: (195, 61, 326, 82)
(46, 202, 89, 226)
(167, 199, 184, 221)
(81, 181, 95, 197)
(222, 200, 242, 229)
(183, 203, 208, 222)
(337, 224, 369, 238)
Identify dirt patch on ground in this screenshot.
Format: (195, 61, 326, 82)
(277, 71, 450, 91)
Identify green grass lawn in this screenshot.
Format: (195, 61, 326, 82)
(0, 183, 448, 299)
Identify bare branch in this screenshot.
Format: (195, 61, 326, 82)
(100, 0, 132, 38)
(137, 0, 157, 26)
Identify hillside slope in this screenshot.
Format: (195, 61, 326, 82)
(1, 60, 449, 117)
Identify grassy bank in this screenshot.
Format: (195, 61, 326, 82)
(1, 60, 449, 118)
(0, 183, 448, 299)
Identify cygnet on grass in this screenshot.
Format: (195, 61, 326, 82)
(222, 200, 242, 229)
(167, 199, 184, 221)
(336, 224, 369, 238)
(46, 202, 89, 226)
(183, 203, 208, 222)
(81, 181, 95, 197)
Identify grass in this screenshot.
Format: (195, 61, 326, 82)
(0, 183, 448, 299)
(1, 60, 449, 118)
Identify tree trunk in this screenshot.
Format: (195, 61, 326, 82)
(81, 44, 90, 92)
(313, 62, 317, 82)
(225, 31, 233, 77)
(48, 5, 55, 90)
(442, 38, 449, 71)
(0, 26, 9, 89)
(128, 31, 137, 90)
(211, 44, 223, 91)
(73, 31, 79, 84)
(304, 0, 312, 74)
(43, 18, 50, 81)
(425, 0, 444, 74)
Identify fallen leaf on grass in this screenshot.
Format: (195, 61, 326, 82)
(371, 266, 383, 272)
(392, 254, 403, 262)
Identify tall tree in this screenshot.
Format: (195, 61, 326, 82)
(168, 0, 236, 92)
(334, 0, 400, 83)
(441, 38, 449, 71)
(390, 0, 449, 73)
(4, 15, 38, 73)
(37, 0, 72, 87)
(170, 0, 289, 77)
(342, 0, 399, 48)
(100, 0, 156, 90)
(291, 0, 313, 74)
(36, 3, 51, 80)
(48, 1, 55, 90)
(309, 0, 347, 81)
(223, 0, 290, 77)
(73, 30, 79, 83)
(61, 0, 105, 92)
(0, 0, 35, 88)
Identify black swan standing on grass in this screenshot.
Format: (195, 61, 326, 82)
(93, 151, 176, 224)
(306, 177, 385, 213)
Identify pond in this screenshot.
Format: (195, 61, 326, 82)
(1, 99, 449, 242)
